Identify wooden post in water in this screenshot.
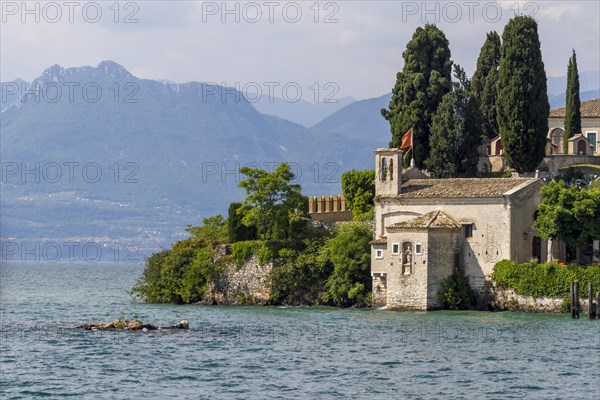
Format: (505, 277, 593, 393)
(570, 282, 574, 318)
(597, 292, 600, 319)
(588, 283, 595, 320)
(574, 281, 580, 319)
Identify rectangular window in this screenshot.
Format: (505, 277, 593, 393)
(375, 249, 383, 259)
(415, 243, 422, 255)
(464, 224, 473, 238)
(587, 132, 597, 154)
(392, 243, 400, 254)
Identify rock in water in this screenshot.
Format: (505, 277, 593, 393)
(78, 319, 189, 331)
(173, 320, 189, 329)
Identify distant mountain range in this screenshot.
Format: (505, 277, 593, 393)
(1, 61, 597, 257)
(0, 61, 391, 255)
(547, 70, 600, 108)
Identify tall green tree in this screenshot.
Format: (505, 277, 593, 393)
(341, 169, 375, 217)
(227, 202, 257, 243)
(564, 49, 582, 153)
(496, 16, 549, 173)
(535, 181, 600, 246)
(324, 223, 372, 307)
(381, 24, 452, 168)
(471, 31, 501, 139)
(238, 163, 305, 240)
(426, 65, 482, 177)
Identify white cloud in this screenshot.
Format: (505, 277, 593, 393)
(1, 1, 598, 99)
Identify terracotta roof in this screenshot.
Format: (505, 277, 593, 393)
(370, 238, 387, 245)
(388, 210, 461, 230)
(379, 178, 538, 199)
(549, 97, 600, 118)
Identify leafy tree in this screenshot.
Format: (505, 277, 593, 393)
(496, 16, 549, 173)
(131, 216, 226, 304)
(186, 215, 227, 244)
(471, 31, 501, 139)
(341, 169, 375, 217)
(227, 202, 257, 243)
(426, 65, 482, 177)
(324, 223, 372, 307)
(438, 268, 476, 310)
(270, 237, 333, 305)
(381, 24, 452, 168)
(534, 181, 600, 246)
(564, 49, 582, 152)
(238, 163, 305, 240)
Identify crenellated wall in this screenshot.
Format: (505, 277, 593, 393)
(307, 194, 353, 222)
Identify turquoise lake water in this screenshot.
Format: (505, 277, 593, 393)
(1, 262, 599, 399)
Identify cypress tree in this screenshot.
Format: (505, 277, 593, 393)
(427, 65, 482, 177)
(496, 16, 549, 173)
(381, 24, 452, 168)
(564, 49, 581, 153)
(471, 31, 501, 139)
(227, 202, 257, 242)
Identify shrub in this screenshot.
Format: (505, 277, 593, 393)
(438, 269, 476, 310)
(491, 260, 600, 298)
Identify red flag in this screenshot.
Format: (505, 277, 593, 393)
(400, 127, 413, 149)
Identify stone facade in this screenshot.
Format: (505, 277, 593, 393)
(204, 253, 272, 304)
(478, 98, 600, 173)
(372, 148, 548, 310)
(548, 97, 599, 156)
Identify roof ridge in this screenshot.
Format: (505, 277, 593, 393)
(427, 210, 441, 227)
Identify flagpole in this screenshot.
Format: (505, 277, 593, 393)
(410, 127, 415, 167)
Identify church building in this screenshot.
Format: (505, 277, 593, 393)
(371, 148, 547, 310)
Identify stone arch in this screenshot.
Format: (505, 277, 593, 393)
(495, 140, 503, 155)
(577, 139, 587, 155)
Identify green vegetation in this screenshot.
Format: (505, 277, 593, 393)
(237, 163, 305, 241)
(426, 65, 482, 177)
(471, 31, 501, 139)
(228, 202, 257, 243)
(269, 235, 332, 305)
(497, 16, 549, 173)
(492, 260, 600, 298)
(323, 223, 373, 307)
(534, 181, 600, 246)
(438, 268, 477, 310)
(564, 49, 581, 153)
(382, 24, 452, 168)
(130, 218, 227, 304)
(341, 169, 375, 219)
(132, 164, 373, 308)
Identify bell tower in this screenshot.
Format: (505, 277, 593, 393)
(375, 148, 403, 197)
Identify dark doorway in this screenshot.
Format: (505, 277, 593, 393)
(577, 140, 587, 155)
(532, 236, 542, 261)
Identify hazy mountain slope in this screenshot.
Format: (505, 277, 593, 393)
(253, 95, 356, 127)
(1, 62, 383, 255)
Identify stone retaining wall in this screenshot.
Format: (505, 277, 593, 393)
(490, 283, 592, 313)
(204, 254, 272, 305)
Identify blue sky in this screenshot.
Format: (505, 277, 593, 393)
(1, 0, 599, 100)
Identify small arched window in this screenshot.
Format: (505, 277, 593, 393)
(389, 159, 394, 181)
(381, 158, 388, 180)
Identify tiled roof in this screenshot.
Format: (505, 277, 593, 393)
(369, 238, 387, 245)
(380, 178, 537, 199)
(388, 210, 461, 230)
(549, 97, 600, 118)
